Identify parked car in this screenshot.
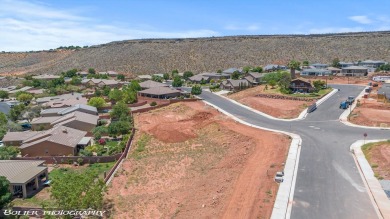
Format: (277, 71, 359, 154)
(340, 101, 349, 109)
(346, 96, 355, 105)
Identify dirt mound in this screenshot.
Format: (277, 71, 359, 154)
(148, 123, 197, 143)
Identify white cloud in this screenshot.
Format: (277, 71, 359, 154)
(348, 15, 372, 24)
(0, 0, 219, 51)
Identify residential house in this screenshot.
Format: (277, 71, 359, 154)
(32, 74, 61, 80)
(139, 80, 169, 89)
(40, 104, 97, 117)
(244, 72, 266, 85)
(31, 111, 98, 133)
(0, 160, 48, 198)
(359, 60, 387, 69)
(2, 131, 41, 146)
(188, 74, 210, 84)
(341, 66, 368, 77)
(136, 75, 152, 81)
(220, 79, 250, 91)
(36, 93, 88, 108)
(289, 78, 315, 93)
(20, 125, 89, 157)
(300, 69, 332, 76)
(77, 71, 89, 77)
(311, 63, 328, 69)
(264, 64, 287, 72)
(339, 62, 355, 68)
(81, 79, 121, 88)
(377, 83, 390, 100)
(326, 67, 341, 74)
(138, 87, 181, 99)
(222, 68, 242, 74)
(201, 72, 231, 81)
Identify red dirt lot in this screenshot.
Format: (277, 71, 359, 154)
(363, 142, 390, 180)
(299, 75, 370, 85)
(350, 98, 390, 127)
(227, 85, 313, 119)
(105, 101, 291, 219)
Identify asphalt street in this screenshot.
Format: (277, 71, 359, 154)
(196, 84, 389, 219)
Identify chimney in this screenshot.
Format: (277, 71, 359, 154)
(62, 128, 67, 133)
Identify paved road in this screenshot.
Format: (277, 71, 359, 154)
(0, 102, 10, 114)
(196, 84, 389, 219)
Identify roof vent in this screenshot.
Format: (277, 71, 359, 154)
(62, 128, 68, 133)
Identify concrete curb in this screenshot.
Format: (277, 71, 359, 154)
(339, 88, 390, 130)
(201, 100, 301, 219)
(350, 140, 390, 219)
(213, 88, 338, 122)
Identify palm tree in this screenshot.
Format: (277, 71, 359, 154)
(288, 60, 301, 79)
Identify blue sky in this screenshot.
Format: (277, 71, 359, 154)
(1, 0, 390, 51)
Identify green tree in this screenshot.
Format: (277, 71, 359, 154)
(172, 76, 183, 87)
(0, 176, 12, 209)
(102, 86, 111, 96)
(122, 89, 137, 104)
(50, 171, 105, 211)
(88, 97, 106, 109)
(331, 58, 341, 68)
(110, 102, 130, 119)
(242, 66, 252, 73)
(191, 85, 202, 95)
(163, 73, 170, 80)
(8, 104, 26, 121)
(108, 88, 123, 103)
(0, 90, 8, 99)
(171, 69, 179, 78)
(117, 74, 125, 81)
(108, 121, 131, 138)
(128, 80, 141, 92)
(92, 126, 108, 140)
(152, 75, 163, 82)
(88, 68, 96, 74)
(63, 69, 78, 78)
(183, 71, 194, 80)
(313, 80, 326, 91)
(252, 66, 263, 73)
(70, 76, 82, 85)
(268, 80, 277, 88)
(17, 93, 33, 102)
(302, 60, 310, 66)
(231, 71, 240, 80)
(32, 79, 41, 88)
(278, 73, 292, 94)
(288, 60, 301, 79)
(216, 69, 222, 73)
(0, 146, 20, 160)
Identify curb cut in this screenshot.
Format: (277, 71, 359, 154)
(212, 88, 338, 122)
(201, 100, 301, 219)
(350, 139, 390, 219)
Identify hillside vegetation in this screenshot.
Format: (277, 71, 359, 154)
(1, 31, 390, 76)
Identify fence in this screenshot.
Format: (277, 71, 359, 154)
(13, 154, 122, 164)
(103, 128, 135, 183)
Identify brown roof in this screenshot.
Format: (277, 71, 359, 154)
(20, 125, 87, 149)
(189, 74, 209, 82)
(139, 80, 168, 89)
(291, 78, 314, 86)
(138, 87, 181, 95)
(227, 79, 249, 87)
(2, 131, 41, 142)
(32, 74, 60, 80)
(0, 160, 47, 184)
(32, 111, 98, 126)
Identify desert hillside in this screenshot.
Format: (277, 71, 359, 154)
(1, 31, 390, 76)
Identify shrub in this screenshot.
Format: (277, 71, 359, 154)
(150, 101, 157, 106)
(98, 138, 106, 145)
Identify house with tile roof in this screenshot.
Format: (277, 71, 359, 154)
(40, 104, 97, 117)
(139, 80, 169, 89)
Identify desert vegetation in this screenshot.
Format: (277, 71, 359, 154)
(1, 32, 390, 76)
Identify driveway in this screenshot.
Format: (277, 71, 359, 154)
(0, 102, 10, 114)
(196, 84, 388, 219)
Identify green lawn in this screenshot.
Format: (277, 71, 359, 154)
(50, 162, 116, 179)
(263, 86, 332, 99)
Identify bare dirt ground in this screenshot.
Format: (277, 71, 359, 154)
(350, 83, 390, 127)
(363, 142, 390, 180)
(227, 85, 313, 119)
(106, 101, 291, 219)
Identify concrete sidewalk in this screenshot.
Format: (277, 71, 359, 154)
(350, 140, 390, 219)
